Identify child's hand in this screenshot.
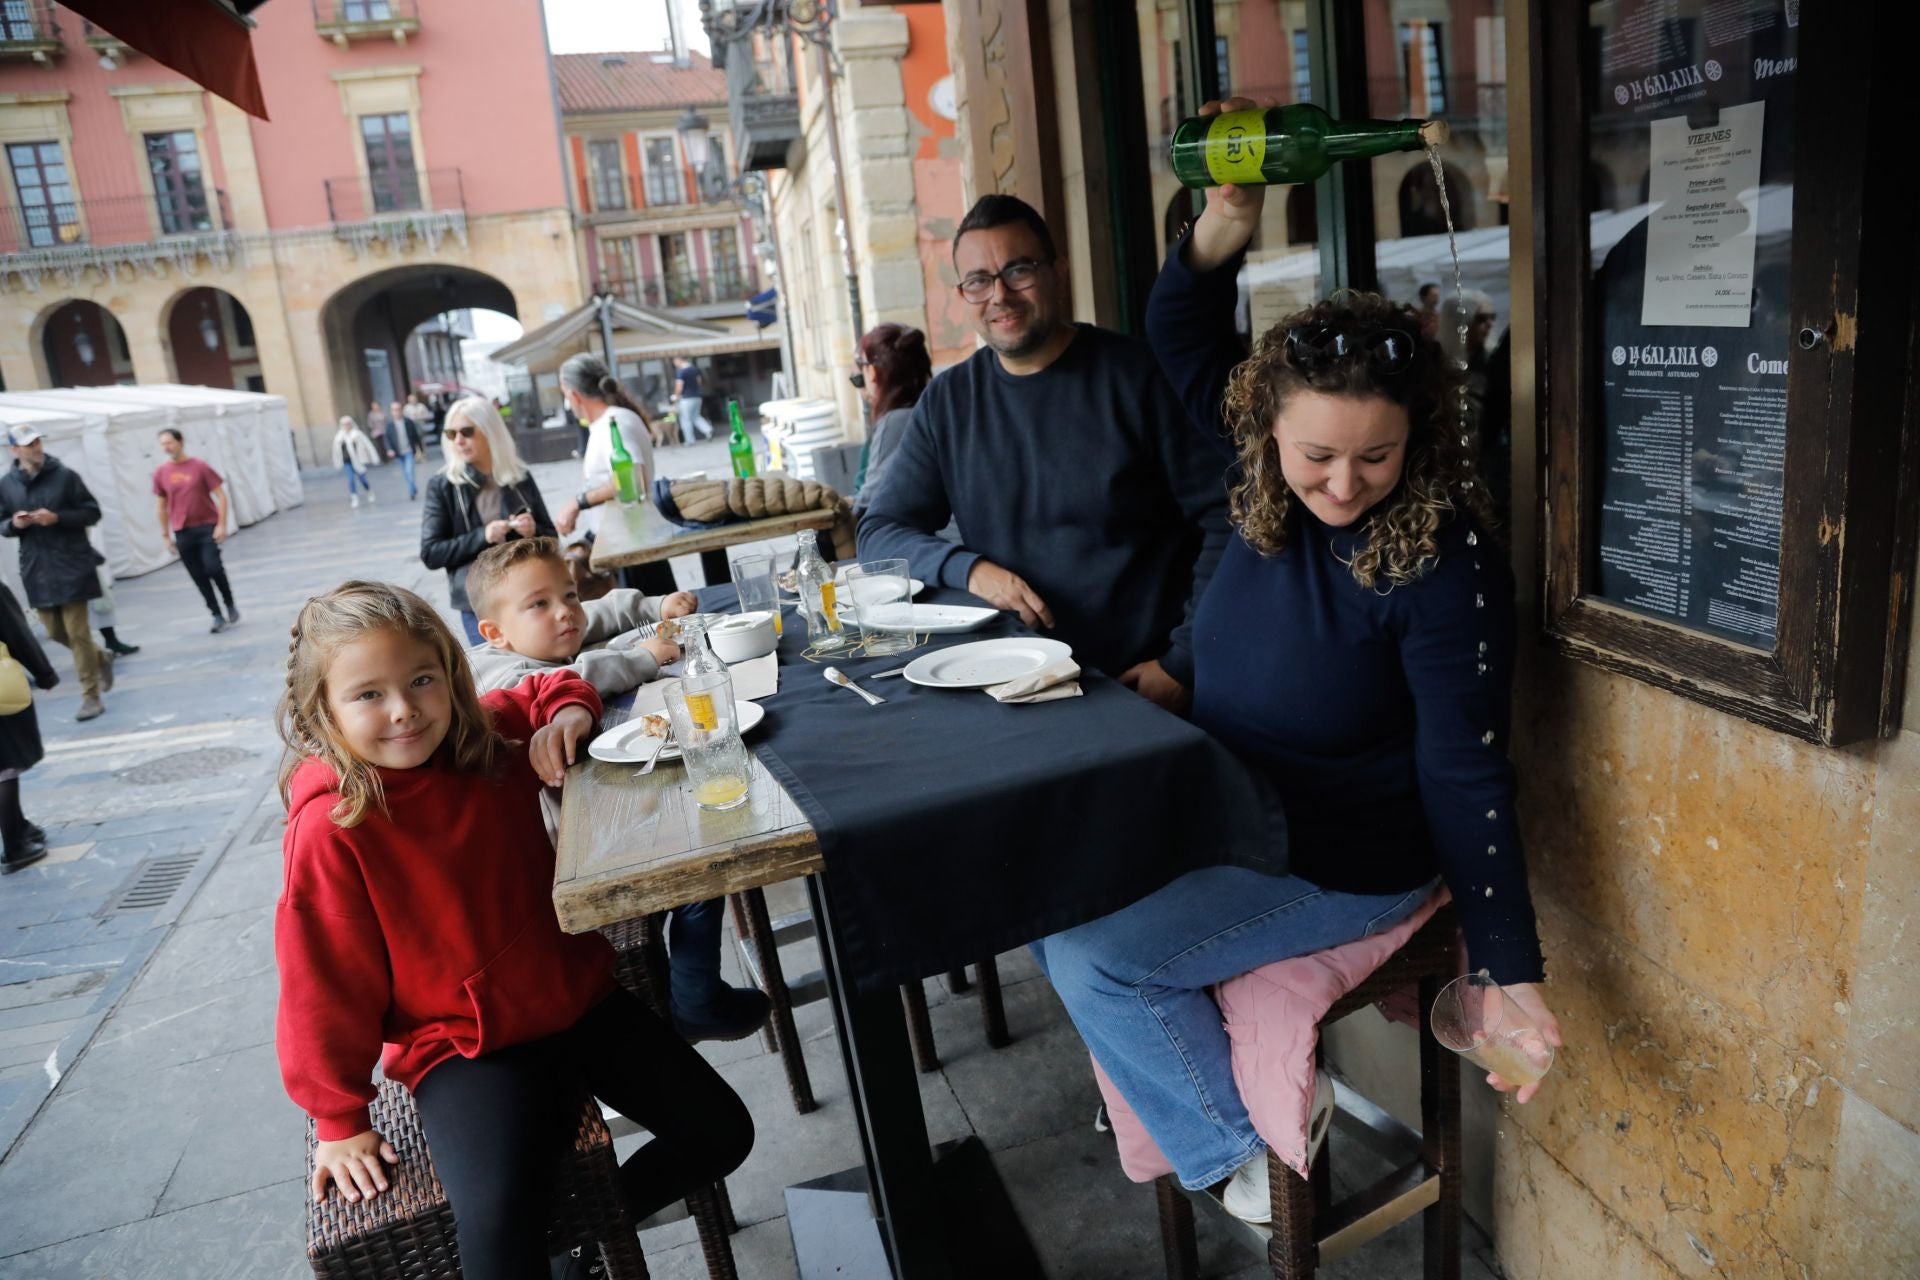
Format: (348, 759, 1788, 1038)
(641, 636, 681, 667)
(529, 704, 596, 786)
(659, 592, 698, 620)
(312, 1129, 398, 1204)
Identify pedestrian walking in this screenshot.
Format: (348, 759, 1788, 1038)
(0, 425, 111, 721)
(152, 427, 241, 634)
(366, 400, 392, 459)
(673, 356, 713, 444)
(333, 416, 380, 507)
(0, 582, 57, 874)
(391, 402, 427, 500)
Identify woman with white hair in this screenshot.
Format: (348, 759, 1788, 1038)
(332, 415, 381, 508)
(420, 396, 557, 644)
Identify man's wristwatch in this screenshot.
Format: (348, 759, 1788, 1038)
(577, 491, 594, 510)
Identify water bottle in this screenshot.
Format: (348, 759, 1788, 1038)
(793, 529, 847, 651)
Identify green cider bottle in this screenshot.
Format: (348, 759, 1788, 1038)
(608, 419, 640, 504)
(1169, 104, 1447, 189)
(727, 399, 756, 479)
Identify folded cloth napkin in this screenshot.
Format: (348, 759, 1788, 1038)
(986, 657, 1083, 704)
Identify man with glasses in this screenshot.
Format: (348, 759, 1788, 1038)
(857, 194, 1229, 711)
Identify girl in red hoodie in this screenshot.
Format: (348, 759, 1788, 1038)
(274, 581, 752, 1279)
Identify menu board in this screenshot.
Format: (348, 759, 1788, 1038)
(1588, 0, 1797, 648)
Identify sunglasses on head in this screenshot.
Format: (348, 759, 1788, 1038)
(446, 425, 479, 440)
(1285, 323, 1417, 376)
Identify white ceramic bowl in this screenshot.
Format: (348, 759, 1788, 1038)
(708, 610, 777, 663)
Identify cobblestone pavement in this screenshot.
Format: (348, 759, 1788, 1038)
(0, 440, 1505, 1279)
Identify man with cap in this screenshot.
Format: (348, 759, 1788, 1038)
(0, 425, 111, 720)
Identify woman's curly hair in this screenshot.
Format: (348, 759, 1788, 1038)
(1222, 291, 1493, 588)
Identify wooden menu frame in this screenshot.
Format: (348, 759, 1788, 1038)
(1528, 0, 1919, 745)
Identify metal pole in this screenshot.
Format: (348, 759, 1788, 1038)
(816, 36, 865, 344)
(597, 292, 617, 368)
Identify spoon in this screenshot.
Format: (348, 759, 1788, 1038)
(823, 666, 885, 706)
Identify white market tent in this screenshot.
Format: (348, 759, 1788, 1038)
(0, 385, 303, 578)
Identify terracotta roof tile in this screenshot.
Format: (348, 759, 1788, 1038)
(552, 51, 728, 114)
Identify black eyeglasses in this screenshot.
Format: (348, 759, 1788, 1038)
(1285, 323, 1417, 376)
(956, 258, 1049, 304)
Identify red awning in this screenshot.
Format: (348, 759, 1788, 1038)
(65, 0, 269, 120)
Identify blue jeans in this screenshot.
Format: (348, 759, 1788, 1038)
(667, 896, 729, 1015)
(1034, 867, 1433, 1189)
(459, 610, 483, 645)
(678, 396, 711, 444)
(343, 464, 370, 495)
(398, 449, 417, 498)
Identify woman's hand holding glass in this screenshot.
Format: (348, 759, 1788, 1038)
(1482, 981, 1561, 1105)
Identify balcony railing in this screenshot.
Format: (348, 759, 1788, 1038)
(324, 167, 463, 223)
(312, 0, 419, 45)
(0, 0, 63, 61)
(582, 169, 741, 218)
(0, 190, 234, 256)
(714, 32, 801, 172)
(598, 267, 753, 311)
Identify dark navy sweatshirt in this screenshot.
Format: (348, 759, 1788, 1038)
(1149, 234, 1545, 984)
(854, 324, 1231, 687)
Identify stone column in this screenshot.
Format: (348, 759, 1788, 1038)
(836, 11, 927, 339)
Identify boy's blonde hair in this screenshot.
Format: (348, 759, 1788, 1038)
(466, 536, 568, 623)
(276, 581, 503, 827)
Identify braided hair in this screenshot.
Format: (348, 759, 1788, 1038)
(276, 581, 504, 827)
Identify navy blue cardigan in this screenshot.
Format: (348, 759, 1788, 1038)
(1148, 234, 1544, 984)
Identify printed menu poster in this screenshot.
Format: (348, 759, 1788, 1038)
(1641, 100, 1764, 326)
(1587, 0, 1795, 648)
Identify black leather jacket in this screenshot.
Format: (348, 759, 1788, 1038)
(419, 467, 556, 613)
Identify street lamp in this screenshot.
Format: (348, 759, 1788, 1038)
(676, 107, 711, 174)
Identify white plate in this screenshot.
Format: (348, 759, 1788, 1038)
(901, 637, 1074, 689)
(587, 700, 767, 764)
(782, 575, 925, 600)
(852, 603, 999, 635)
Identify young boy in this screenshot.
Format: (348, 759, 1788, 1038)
(465, 536, 691, 697)
(464, 537, 773, 1042)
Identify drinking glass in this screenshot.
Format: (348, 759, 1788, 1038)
(730, 550, 783, 638)
(1430, 973, 1555, 1088)
(845, 559, 913, 656)
(661, 673, 751, 811)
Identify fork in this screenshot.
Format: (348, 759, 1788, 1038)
(635, 719, 675, 776)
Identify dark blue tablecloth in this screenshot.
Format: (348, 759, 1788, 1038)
(694, 585, 1286, 993)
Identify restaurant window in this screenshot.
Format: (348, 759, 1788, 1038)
(642, 138, 684, 207)
(587, 139, 626, 212)
(359, 113, 420, 212)
(7, 141, 78, 248)
(658, 232, 695, 305)
(1533, 0, 1911, 743)
(144, 131, 212, 234)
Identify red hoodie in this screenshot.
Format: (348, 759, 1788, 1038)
(275, 671, 615, 1140)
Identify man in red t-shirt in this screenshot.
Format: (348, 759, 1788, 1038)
(152, 429, 239, 634)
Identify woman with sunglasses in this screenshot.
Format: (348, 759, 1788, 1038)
(1035, 101, 1558, 1224)
(848, 323, 932, 512)
(420, 396, 557, 645)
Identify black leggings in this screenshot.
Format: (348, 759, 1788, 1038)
(411, 988, 753, 1280)
(174, 523, 234, 617)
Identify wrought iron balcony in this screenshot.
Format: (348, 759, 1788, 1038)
(0, 0, 63, 61)
(706, 10, 801, 173)
(322, 168, 466, 256)
(312, 0, 419, 46)
(597, 266, 754, 312)
(582, 168, 742, 218)
(0, 189, 235, 256)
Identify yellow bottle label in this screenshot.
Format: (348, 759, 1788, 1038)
(1205, 109, 1267, 185)
(772, 608, 783, 637)
(684, 691, 719, 732)
(819, 581, 841, 630)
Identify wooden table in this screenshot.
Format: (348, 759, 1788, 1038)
(555, 724, 1014, 1279)
(587, 497, 837, 572)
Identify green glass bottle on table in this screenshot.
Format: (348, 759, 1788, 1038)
(608, 418, 640, 504)
(727, 399, 756, 479)
(1169, 104, 1447, 189)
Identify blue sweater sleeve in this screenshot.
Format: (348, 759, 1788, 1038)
(1145, 228, 1248, 461)
(1391, 526, 1544, 984)
(855, 396, 981, 591)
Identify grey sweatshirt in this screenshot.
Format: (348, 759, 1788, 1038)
(466, 588, 669, 698)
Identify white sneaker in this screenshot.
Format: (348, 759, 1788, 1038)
(1223, 1150, 1271, 1224)
(350, 494, 360, 508)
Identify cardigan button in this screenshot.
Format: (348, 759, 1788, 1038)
(1484, 886, 1494, 897)
(1479, 641, 1489, 653)
(1466, 531, 1478, 546)
(1475, 594, 1485, 608)
(1486, 809, 1498, 820)
(1487, 845, 1497, 856)
(1482, 730, 1496, 745)
(1477, 663, 1487, 674)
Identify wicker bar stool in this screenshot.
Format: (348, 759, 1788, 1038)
(1153, 906, 1463, 1280)
(303, 1080, 648, 1280)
